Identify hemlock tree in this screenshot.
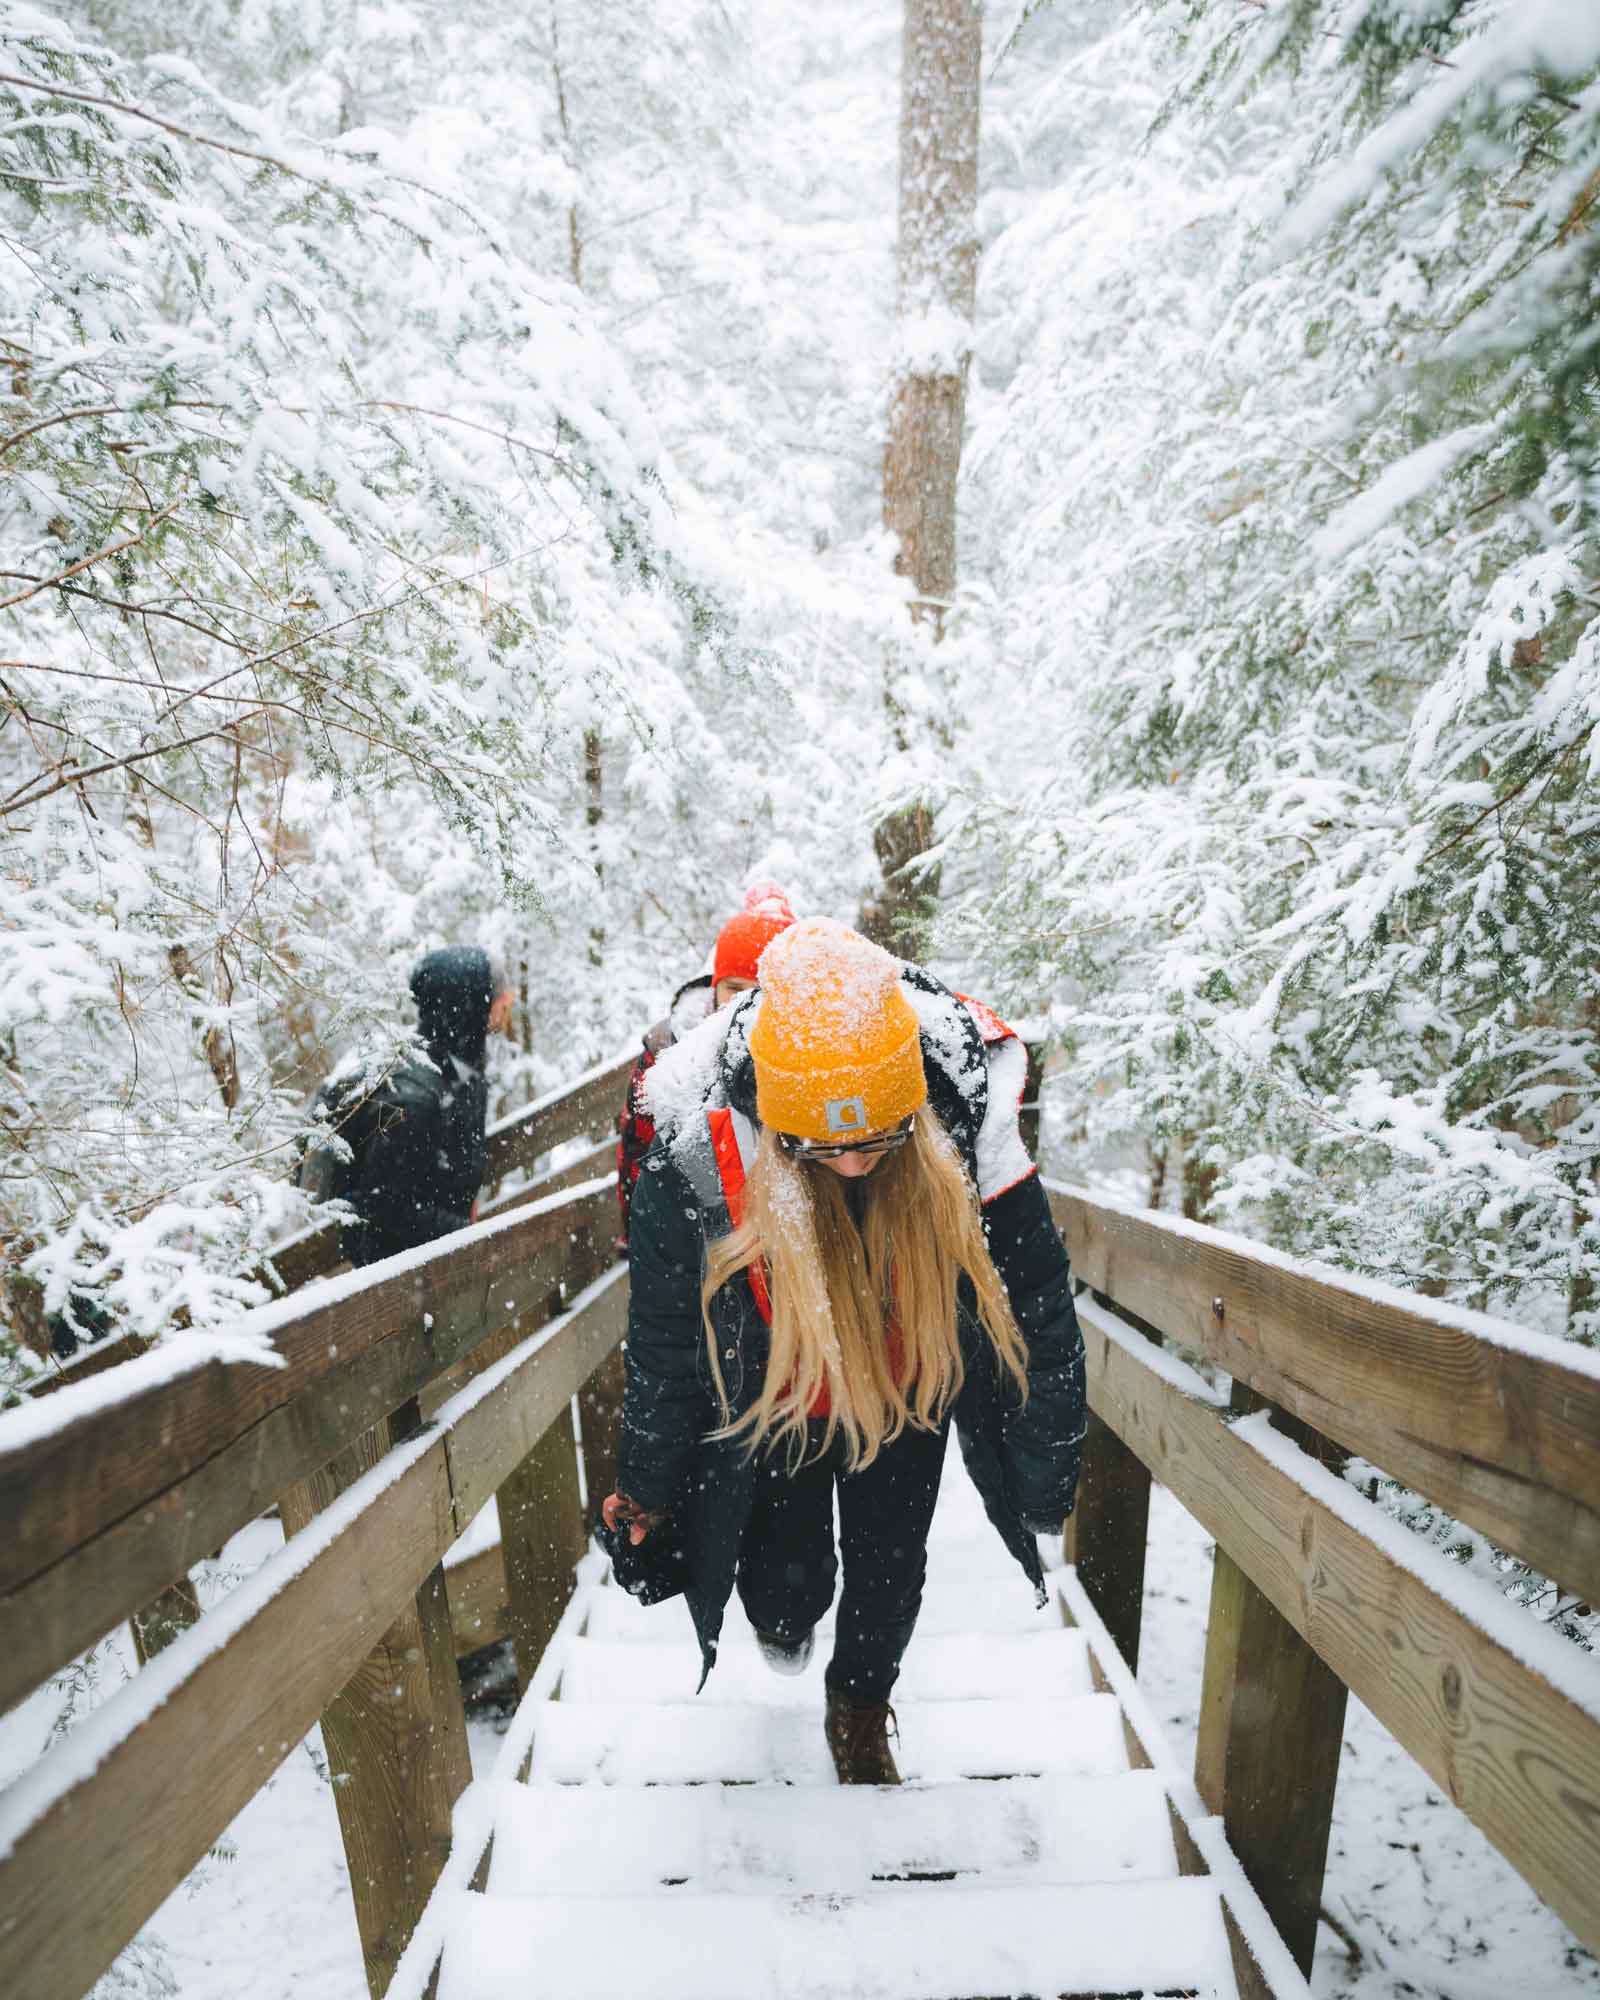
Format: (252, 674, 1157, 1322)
(957, 0, 1600, 1323)
(1, 0, 924, 1392)
(0, 3, 779, 1384)
(947, 0, 1598, 1642)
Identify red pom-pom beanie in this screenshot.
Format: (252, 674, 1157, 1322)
(712, 886, 796, 986)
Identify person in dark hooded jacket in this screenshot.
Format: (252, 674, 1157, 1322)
(299, 946, 513, 1268)
(601, 918, 1085, 1786)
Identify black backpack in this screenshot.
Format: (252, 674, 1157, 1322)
(296, 1056, 416, 1204)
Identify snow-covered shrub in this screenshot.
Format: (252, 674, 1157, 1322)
(0, 0, 923, 1390)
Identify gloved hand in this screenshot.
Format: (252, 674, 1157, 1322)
(601, 1491, 666, 1547)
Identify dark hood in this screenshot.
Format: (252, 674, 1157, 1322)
(410, 946, 495, 1070)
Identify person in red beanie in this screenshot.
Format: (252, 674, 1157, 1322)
(615, 886, 795, 1250)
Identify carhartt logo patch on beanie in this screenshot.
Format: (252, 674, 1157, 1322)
(748, 918, 926, 1142)
(712, 883, 796, 987)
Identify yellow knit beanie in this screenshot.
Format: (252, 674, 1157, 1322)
(748, 918, 927, 1142)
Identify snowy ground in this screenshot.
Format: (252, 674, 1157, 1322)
(8, 1491, 1594, 1998)
(126, 1703, 517, 2000)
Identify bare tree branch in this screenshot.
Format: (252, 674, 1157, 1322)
(0, 501, 181, 611)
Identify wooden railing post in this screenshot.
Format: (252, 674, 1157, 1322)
(1061, 1285, 1155, 1670)
(1194, 1387, 1348, 1977)
(278, 1402, 470, 2000)
(1061, 1405, 1152, 1670)
(498, 1399, 587, 1690)
(577, 1343, 627, 1529)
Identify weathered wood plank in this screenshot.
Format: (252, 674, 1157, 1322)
(281, 1407, 470, 1999)
(253, 1214, 343, 1295)
(478, 1135, 618, 1223)
(417, 1209, 614, 1421)
(1062, 1408, 1151, 1671)
(330, 1557, 469, 1998)
(18, 1331, 148, 1401)
(0, 1443, 455, 2000)
(0, 1183, 614, 1717)
(0, 1179, 610, 1582)
(481, 1052, 632, 1186)
(498, 1403, 587, 1691)
(1077, 1295, 1600, 1955)
(1221, 1904, 1280, 2000)
(1196, 1541, 1348, 1974)
(127, 1574, 201, 1665)
(3, 1295, 482, 1722)
(1049, 1183, 1600, 1610)
(577, 1341, 627, 1530)
(442, 1271, 628, 1528)
(0, 1276, 626, 2000)
(446, 1541, 510, 1658)
(1194, 1385, 1350, 1971)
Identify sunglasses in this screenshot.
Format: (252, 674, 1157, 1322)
(776, 1115, 916, 1163)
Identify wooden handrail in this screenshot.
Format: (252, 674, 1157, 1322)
(19, 1049, 634, 1397)
(7, 1131, 1597, 2000)
(1072, 1290, 1600, 1956)
(0, 1178, 616, 1719)
(0, 1266, 628, 2000)
(478, 1134, 618, 1222)
(481, 1049, 632, 1186)
(0, 1052, 636, 2000)
(1046, 1179, 1600, 1971)
(1050, 1182, 1600, 1611)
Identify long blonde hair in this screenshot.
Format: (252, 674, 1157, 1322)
(702, 1109, 1028, 1470)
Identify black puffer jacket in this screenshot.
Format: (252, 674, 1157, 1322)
(300, 947, 495, 1268)
(617, 971, 1086, 1684)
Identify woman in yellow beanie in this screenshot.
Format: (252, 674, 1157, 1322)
(602, 918, 1086, 1784)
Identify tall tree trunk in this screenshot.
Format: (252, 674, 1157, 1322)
(551, 5, 604, 971)
(550, 0, 583, 289)
(584, 722, 605, 968)
(864, 0, 981, 956)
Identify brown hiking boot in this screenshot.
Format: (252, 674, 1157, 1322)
(824, 1685, 902, 1785)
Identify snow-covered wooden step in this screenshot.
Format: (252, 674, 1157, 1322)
(581, 1571, 1061, 1645)
(923, 1487, 994, 1535)
(527, 1691, 1128, 1786)
(485, 1770, 1179, 1897)
(558, 1625, 1093, 1706)
(915, 1532, 1037, 1585)
(436, 1877, 1238, 2000)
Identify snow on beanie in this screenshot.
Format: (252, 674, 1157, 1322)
(712, 883, 797, 987)
(748, 917, 926, 1142)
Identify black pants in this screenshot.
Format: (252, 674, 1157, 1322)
(735, 1416, 949, 1704)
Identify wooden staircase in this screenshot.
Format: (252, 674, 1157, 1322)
(12, 1076, 1597, 2000)
(428, 1456, 1303, 2000)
